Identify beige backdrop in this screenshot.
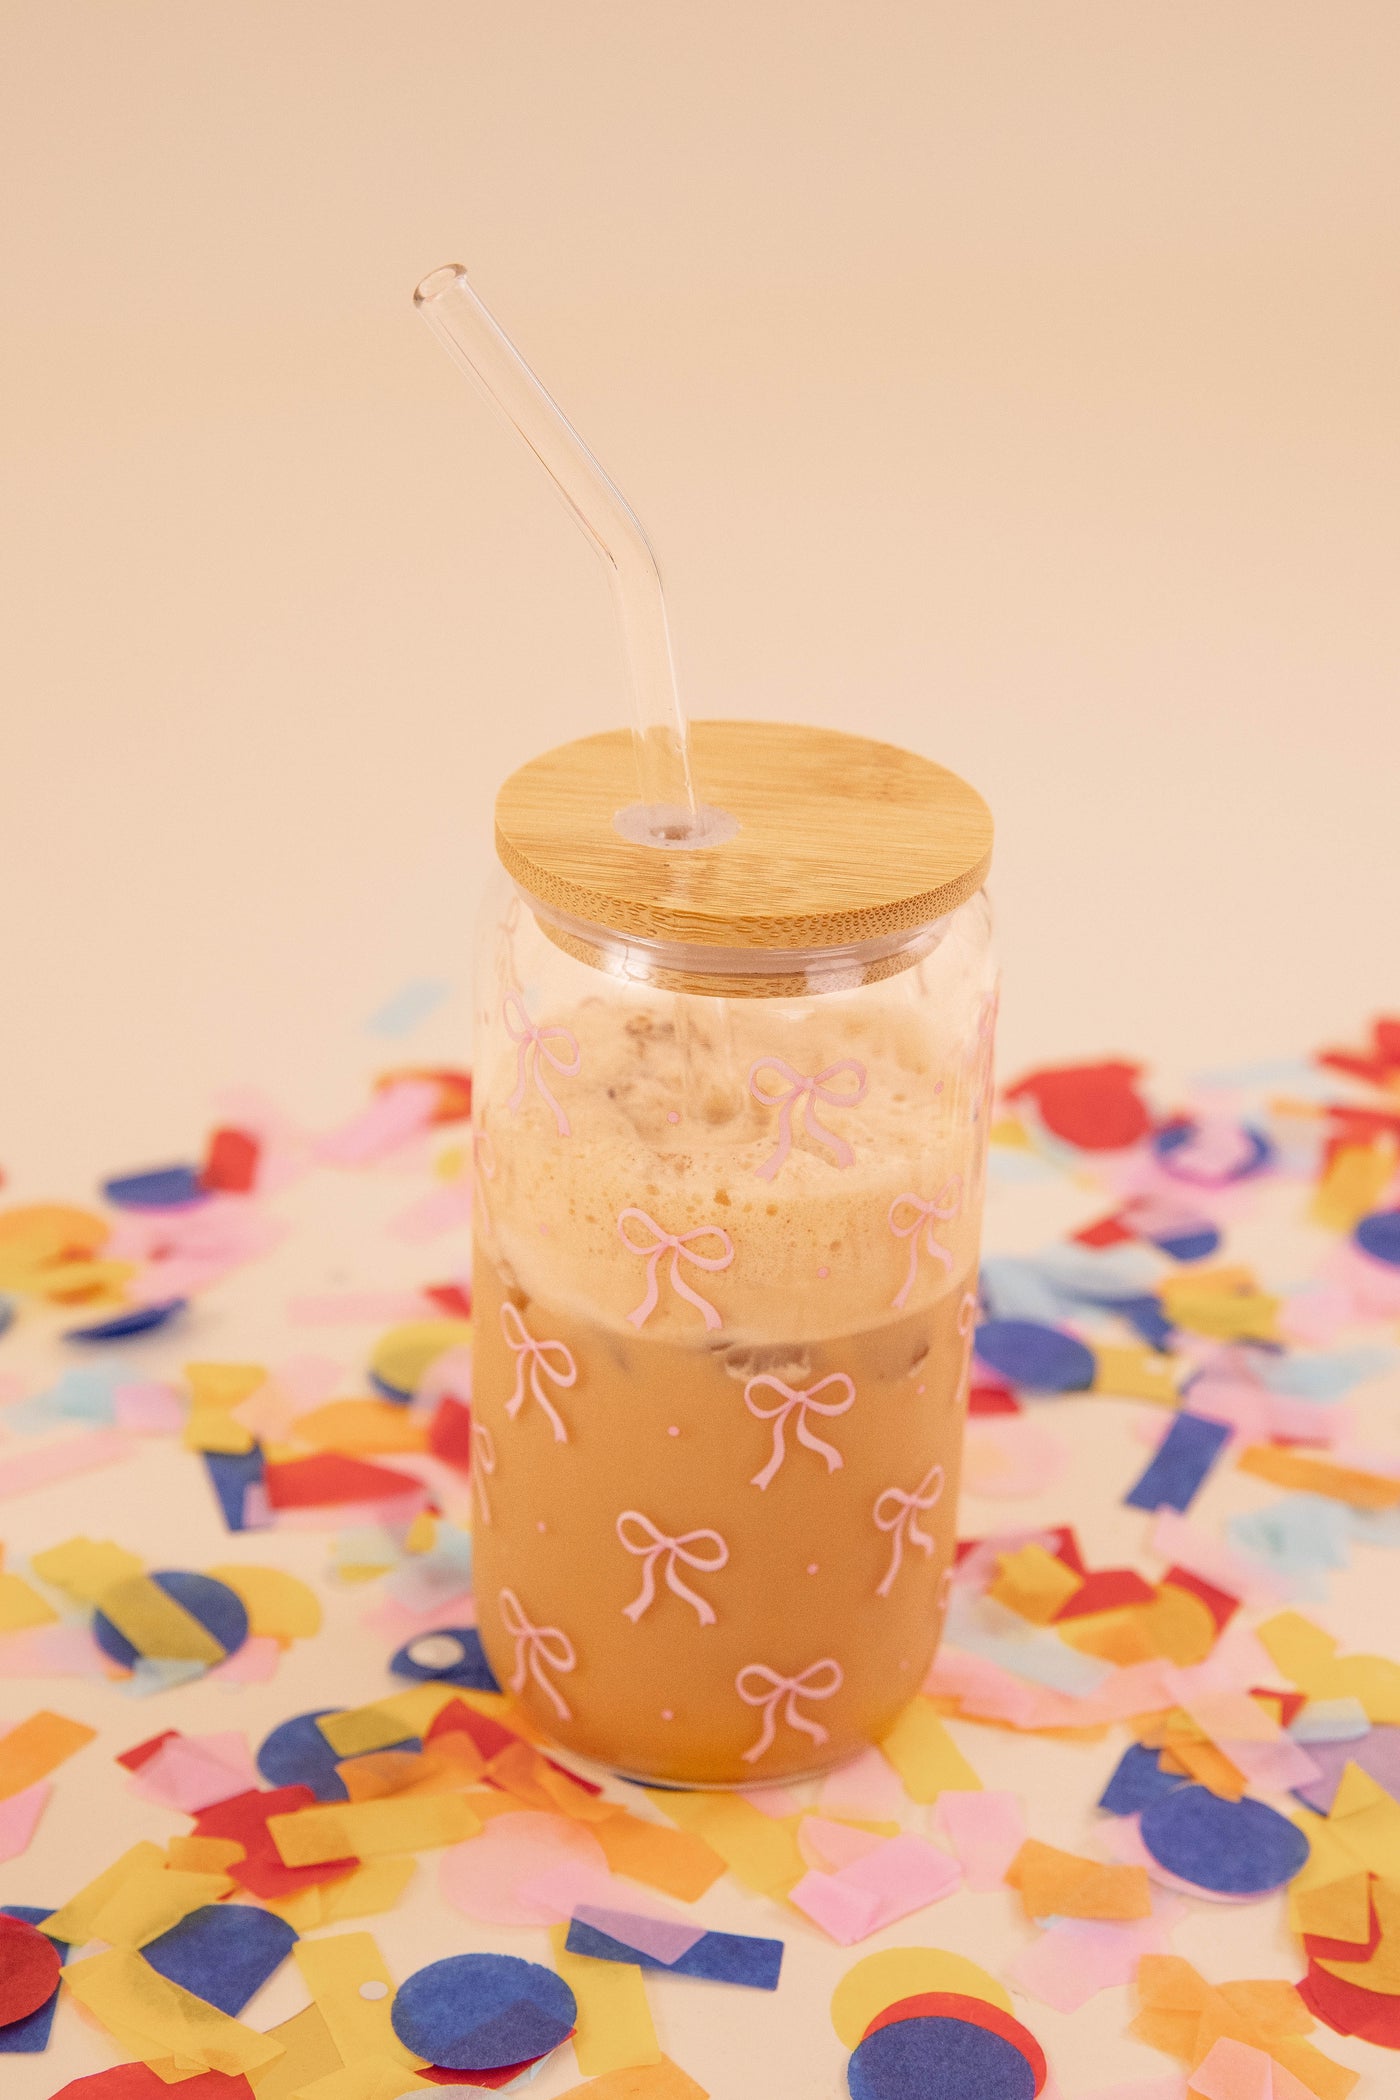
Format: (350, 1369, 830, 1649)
(3, 3, 1399, 1179)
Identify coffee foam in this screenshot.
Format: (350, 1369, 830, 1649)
(480, 973, 989, 1345)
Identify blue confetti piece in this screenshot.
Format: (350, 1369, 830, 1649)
(1153, 1119, 1274, 1185)
(1124, 1411, 1231, 1513)
(366, 978, 453, 1037)
(141, 1904, 297, 2014)
(1356, 1210, 1400, 1268)
(391, 1953, 576, 2072)
(973, 1320, 1095, 1393)
(92, 1569, 249, 1670)
(1097, 1742, 1192, 1818)
(390, 1627, 499, 1692)
(1152, 1226, 1220, 1263)
(65, 1299, 186, 1343)
(369, 1371, 417, 1403)
(0, 1296, 12, 1340)
(944, 1591, 1114, 1696)
(848, 2016, 1037, 2100)
(1081, 1293, 1175, 1351)
(564, 1918, 784, 1990)
(3, 1363, 126, 1436)
(203, 1447, 267, 1532)
(257, 1711, 353, 1802)
(101, 1165, 208, 1210)
(977, 1257, 1069, 1326)
(0, 1907, 68, 2054)
(1138, 1785, 1309, 1894)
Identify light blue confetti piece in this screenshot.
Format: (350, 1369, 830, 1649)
(1348, 1504, 1400, 1549)
(1290, 1697, 1371, 1744)
(978, 1257, 1068, 1325)
(1037, 1242, 1164, 1299)
(123, 1658, 209, 1697)
(1260, 1347, 1397, 1401)
(1228, 1494, 1351, 1600)
(944, 1590, 1114, 1696)
(4, 1362, 126, 1437)
(366, 978, 453, 1038)
(986, 1145, 1062, 1186)
(1189, 1057, 1342, 1099)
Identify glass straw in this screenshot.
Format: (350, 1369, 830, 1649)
(414, 263, 699, 838)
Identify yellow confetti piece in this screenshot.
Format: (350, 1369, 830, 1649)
(371, 1319, 473, 1397)
(1311, 1140, 1397, 1232)
(0, 1707, 97, 1801)
(550, 1921, 662, 2076)
(187, 1361, 269, 1409)
(404, 1511, 438, 1554)
(555, 2067, 709, 2100)
(206, 1563, 323, 1643)
(297, 2063, 436, 2100)
(94, 1573, 228, 1664)
(29, 1536, 145, 1605)
(1091, 1344, 1182, 1405)
(831, 1947, 1012, 2047)
(1058, 1606, 1159, 1669)
(0, 1202, 110, 1290)
(0, 1570, 59, 1631)
(44, 1841, 168, 1944)
(1238, 1444, 1400, 1511)
(30, 1256, 136, 1305)
(89, 1865, 235, 1948)
(1140, 1584, 1220, 1666)
(320, 1856, 418, 1921)
(988, 1116, 1033, 1150)
(62, 1946, 284, 2078)
(270, 1792, 480, 1865)
(1007, 1838, 1152, 1920)
(646, 1791, 804, 1897)
(1258, 1613, 1400, 1725)
(291, 1399, 430, 1455)
(878, 1696, 981, 1801)
(293, 1931, 425, 2071)
(988, 1543, 1083, 1624)
(248, 2003, 343, 2097)
(167, 1835, 246, 1874)
(1318, 1880, 1400, 1992)
(1157, 1264, 1280, 1342)
(592, 1810, 727, 1901)
(317, 1687, 458, 1757)
(1295, 1870, 1374, 1943)
(186, 1406, 259, 1455)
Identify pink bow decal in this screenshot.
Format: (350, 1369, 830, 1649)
(874, 1461, 944, 1596)
(888, 1178, 963, 1310)
(618, 1208, 734, 1331)
(748, 1056, 868, 1180)
(472, 1420, 496, 1526)
(736, 1658, 843, 1764)
(743, 1371, 855, 1490)
(501, 1302, 578, 1443)
(498, 1587, 576, 1721)
(616, 1510, 729, 1626)
(503, 990, 580, 1138)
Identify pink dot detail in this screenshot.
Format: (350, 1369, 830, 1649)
(667, 1111, 680, 1124)
(935, 1081, 945, 1094)
(538, 1224, 549, 1237)
(536, 1520, 547, 1533)
(807, 1562, 819, 1575)
(661, 1708, 674, 1720)
(916, 1382, 926, 1395)
(817, 1264, 830, 1279)
(668, 1426, 680, 1437)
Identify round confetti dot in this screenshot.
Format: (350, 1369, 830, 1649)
(369, 1317, 474, 1401)
(1138, 1785, 1310, 1895)
(408, 1634, 466, 1670)
(973, 1320, 1095, 1393)
(256, 1709, 355, 1802)
(92, 1569, 249, 1671)
(1356, 1209, 1400, 1268)
(0, 1913, 63, 2025)
(831, 1948, 1012, 2049)
(65, 1299, 187, 1343)
(862, 1994, 1046, 2094)
(391, 1951, 576, 2071)
(848, 2013, 1037, 2099)
(359, 1980, 389, 2001)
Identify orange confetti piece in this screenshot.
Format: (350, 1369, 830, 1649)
(1238, 1445, 1400, 1511)
(1008, 1838, 1151, 1920)
(0, 1708, 96, 1801)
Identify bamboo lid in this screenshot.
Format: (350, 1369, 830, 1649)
(495, 720, 992, 954)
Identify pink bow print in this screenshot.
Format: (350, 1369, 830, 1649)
(503, 990, 581, 1137)
(744, 1371, 855, 1490)
(874, 1461, 944, 1597)
(498, 1587, 576, 1722)
(888, 1178, 963, 1310)
(501, 1302, 578, 1443)
(616, 1510, 729, 1626)
(736, 1658, 844, 1764)
(618, 1208, 734, 1331)
(472, 1420, 496, 1526)
(748, 1056, 868, 1180)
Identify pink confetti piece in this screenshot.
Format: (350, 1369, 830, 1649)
(926, 1645, 1179, 1731)
(0, 1778, 52, 1863)
(1190, 2036, 1316, 2100)
(127, 1730, 259, 1811)
(0, 1623, 115, 1677)
(1280, 1284, 1355, 1346)
(317, 1079, 441, 1166)
(0, 1373, 27, 1407)
(573, 1903, 707, 1965)
(1080, 2081, 1188, 2100)
(789, 1831, 961, 1943)
(1163, 1676, 1321, 1793)
(962, 1418, 1069, 1499)
(273, 1489, 428, 1532)
(797, 1817, 889, 1874)
(931, 1789, 1026, 1890)
(359, 1594, 479, 1641)
(738, 1785, 805, 1820)
(288, 1291, 436, 1326)
(205, 1635, 282, 1685)
(114, 1380, 187, 1434)
(1150, 1510, 1290, 1607)
(786, 1870, 883, 1944)
(416, 1343, 474, 1413)
(950, 1528, 1066, 1594)
(816, 1743, 908, 1822)
(1004, 1900, 1184, 2012)
(0, 1429, 133, 1501)
(209, 1085, 315, 1193)
(440, 1811, 607, 1926)
(387, 1183, 475, 1243)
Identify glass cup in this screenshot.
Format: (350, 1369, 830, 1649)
(470, 723, 996, 1784)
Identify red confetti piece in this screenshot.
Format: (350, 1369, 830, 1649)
(0, 1913, 62, 2024)
(427, 1697, 520, 1763)
(425, 1282, 473, 1319)
(1161, 1566, 1241, 1635)
(115, 1728, 181, 1773)
(428, 1397, 475, 1469)
(1005, 1061, 1152, 1151)
(1053, 1568, 1158, 1620)
(263, 1453, 424, 1509)
(193, 1785, 358, 1898)
(200, 1127, 261, 1193)
(1298, 1954, 1400, 2048)
(51, 2074, 254, 2100)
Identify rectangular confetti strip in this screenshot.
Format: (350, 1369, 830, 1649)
(550, 1922, 663, 2075)
(268, 1793, 479, 1864)
(0, 1707, 96, 1798)
(1124, 1412, 1232, 1513)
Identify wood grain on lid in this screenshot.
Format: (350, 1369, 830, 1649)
(494, 720, 993, 951)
